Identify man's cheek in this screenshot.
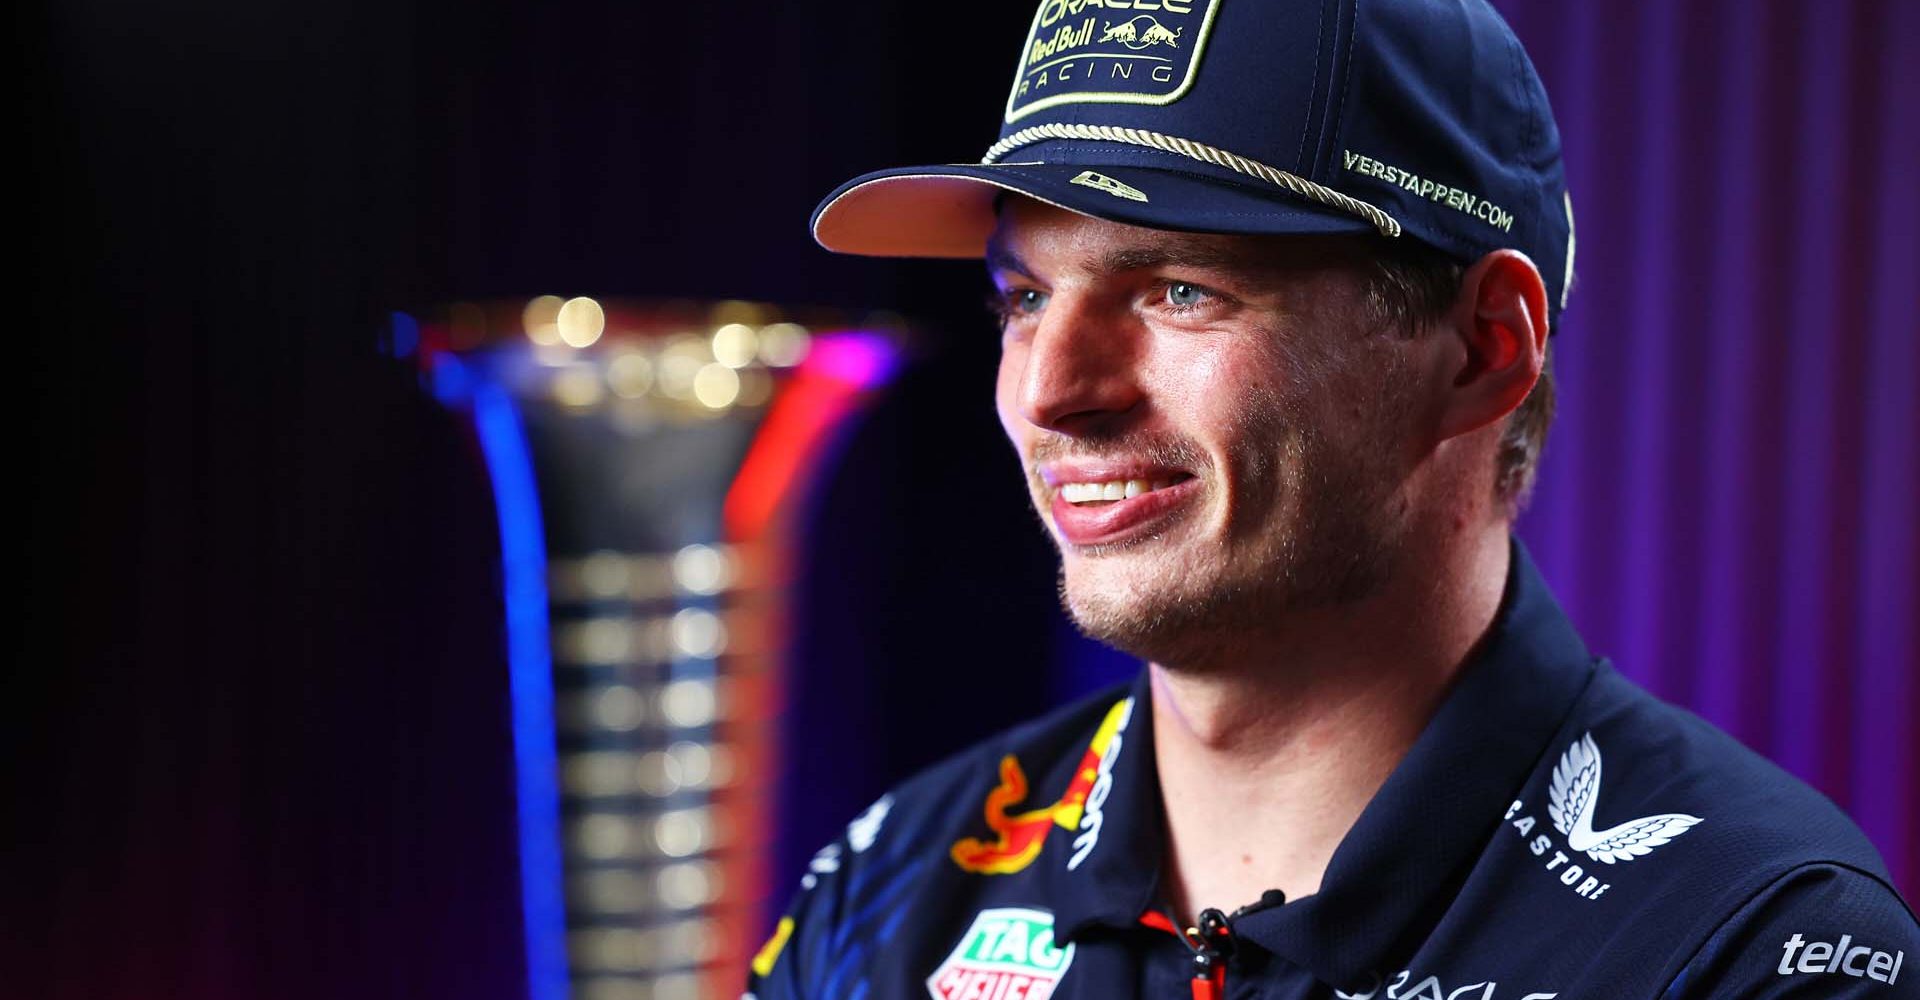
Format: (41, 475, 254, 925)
(993, 370, 1027, 445)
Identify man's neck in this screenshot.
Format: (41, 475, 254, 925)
(1150, 527, 1511, 924)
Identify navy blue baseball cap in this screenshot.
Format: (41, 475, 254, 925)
(811, 0, 1575, 311)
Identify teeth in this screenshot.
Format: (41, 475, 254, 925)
(1060, 478, 1167, 505)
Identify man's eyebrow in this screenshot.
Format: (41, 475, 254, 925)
(983, 239, 1032, 280)
(1096, 240, 1245, 275)
(985, 233, 1287, 280)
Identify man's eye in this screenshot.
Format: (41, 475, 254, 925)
(990, 288, 1049, 322)
(1165, 282, 1208, 308)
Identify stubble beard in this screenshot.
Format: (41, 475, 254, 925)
(1051, 384, 1418, 672)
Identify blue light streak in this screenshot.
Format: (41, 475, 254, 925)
(387, 311, 420, 358)
(467, 365, 568, 1000)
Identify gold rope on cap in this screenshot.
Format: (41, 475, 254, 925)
(981, 122, 1402, 238)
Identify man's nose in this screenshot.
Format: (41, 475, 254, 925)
(1013, 291, 1143, 432)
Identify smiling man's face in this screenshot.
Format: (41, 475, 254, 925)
(988, 198, 1433, 666)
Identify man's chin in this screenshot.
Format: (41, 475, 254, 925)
(1057, 565, 1249, 667)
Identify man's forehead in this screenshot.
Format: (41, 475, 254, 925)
(984, 197, 1371, 281)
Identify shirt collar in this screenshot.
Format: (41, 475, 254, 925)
(1045, 662, 1163, 940)
(1046, 537, 1597, 991)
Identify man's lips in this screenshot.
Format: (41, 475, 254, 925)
(1039, 460, 1190, 489)
(1042, 469, 1200, 546)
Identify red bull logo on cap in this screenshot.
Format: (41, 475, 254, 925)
(1006, 0, 1222, 122)
(950, 697, 1134, 875)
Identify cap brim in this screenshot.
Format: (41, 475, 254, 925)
(811, 162, 1375, 258)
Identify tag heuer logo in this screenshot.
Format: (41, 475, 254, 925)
(926, 908, 1076, 1000)
(1069, 170, 1148, 202)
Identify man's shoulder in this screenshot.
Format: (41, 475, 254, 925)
(1464, 660, 1914, 997)
(1569, 662, 1891, 882)
(1657, 859, 1920, 997)
(1525, 661, 1915, 990)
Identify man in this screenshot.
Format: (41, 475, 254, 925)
(748, 0, 1917, 996)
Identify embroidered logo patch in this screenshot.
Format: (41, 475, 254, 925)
(949, 697, 1134, 874)
(926, 908, 1076, 1000)
(1005, 0, 1223, 123)
(1069, 170, 1148, 201)
(1502, 732, 1704, 904)
(1548, 732, 1702, 864)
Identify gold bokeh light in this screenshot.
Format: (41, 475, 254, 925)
(557, 296, 606, 348)
(607, 351, 654, 399)
(692, 363, 741, 410)
(711, 323, 759, 368)
(522, 295, 565, 346)
(757, 322, 811, 367)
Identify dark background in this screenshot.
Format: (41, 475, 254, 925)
(18, 1, 1917, 998)
(20, 2, 1062, 996)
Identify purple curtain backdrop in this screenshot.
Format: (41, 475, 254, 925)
(1493, 0, 1919, 894)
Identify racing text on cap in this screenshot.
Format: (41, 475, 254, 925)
(1005, 0, 1222, 123)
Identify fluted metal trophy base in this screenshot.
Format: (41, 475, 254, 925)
(419, 298, 899, 1000)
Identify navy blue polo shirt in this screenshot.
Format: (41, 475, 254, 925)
(746, 540, 1917, 998)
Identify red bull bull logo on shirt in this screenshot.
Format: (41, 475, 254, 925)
(950, 698, 1133, 875)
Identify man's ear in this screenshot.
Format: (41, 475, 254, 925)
(1435, 249, 1549, 442)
